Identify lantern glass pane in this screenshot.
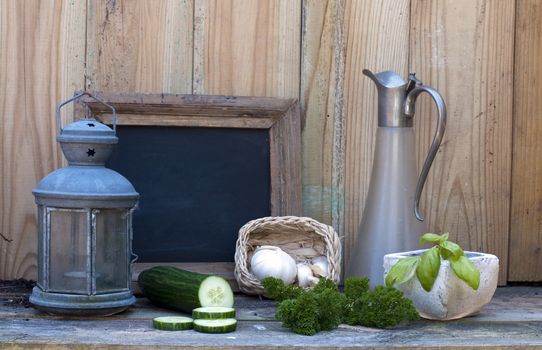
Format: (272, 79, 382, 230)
(49, 209, 89, 293)
(95, 209, 128, 293)
(37, 206, 45, 289)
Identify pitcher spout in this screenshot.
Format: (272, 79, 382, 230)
(363, 69, 409, 127)
(362, 69, 407, 89)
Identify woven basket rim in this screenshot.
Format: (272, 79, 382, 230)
(234, 216, 342, 295)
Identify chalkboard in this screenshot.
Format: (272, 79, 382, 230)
(106, 125, 271, 263)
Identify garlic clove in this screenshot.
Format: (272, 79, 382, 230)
(311, 264, 326, 277)
(297, 263, 319, 288)
(310, 256, 329, 277)
(250, 245, 297, 285)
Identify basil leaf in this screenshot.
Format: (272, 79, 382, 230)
(385, 256, 419, 287)
(450, 255, 480, 290)
(439, 245, 452, 260)
(440, 232, 449, 243)
(439, 240, 464, 260)
(419, 233, 442, 246)
(416, 247, 440, 292)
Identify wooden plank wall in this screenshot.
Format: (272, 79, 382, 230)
(409, 0, 515, 283)
(86, 0, 193, 93)
(1, 0, 539, 284)
(0, 0, 86, 279)
(509, 0, 542, 281)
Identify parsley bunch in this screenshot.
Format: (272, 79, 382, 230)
(262, 277, 345, 335)
(262, 276, 419, 336)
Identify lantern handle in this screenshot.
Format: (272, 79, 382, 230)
(56, 92, 118, 134)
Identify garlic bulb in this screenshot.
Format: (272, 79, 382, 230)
(310, 256, 329, 277)
(250, 245, 297, 284)
(297, 263, 320, 288)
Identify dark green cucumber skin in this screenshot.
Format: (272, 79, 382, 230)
(138, 266, 209, 313)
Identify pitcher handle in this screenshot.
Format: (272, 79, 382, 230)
(404, 85, 447, 221)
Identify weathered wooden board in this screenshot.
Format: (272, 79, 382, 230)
(1, 288, 542, 349)
(509, 0, 542, 281)
(0, 0, 86, 280)
(193, 0, 301, 97)
(410, 0, 515, 284)
(300, 0, 345, 232)
(86, 0, 193, 93)
(342, 0, 410, 266)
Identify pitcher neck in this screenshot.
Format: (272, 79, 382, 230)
(362, 69, 413, 128)
(376, 88, 412, 127)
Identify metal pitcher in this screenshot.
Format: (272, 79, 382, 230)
(345, 69, 447, 286)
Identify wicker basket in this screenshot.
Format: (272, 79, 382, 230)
(234, 216, 342, 295)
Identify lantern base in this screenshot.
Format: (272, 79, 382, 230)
(29, 287, 135, 316)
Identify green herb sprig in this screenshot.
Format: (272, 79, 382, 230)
(385, 232, 480, 292)
(344, 283, 419, 328)
(262, 277, 418, 336)
(262, 277, 345, 335)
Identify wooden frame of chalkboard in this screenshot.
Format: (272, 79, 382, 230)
(74, 92, 302, 288)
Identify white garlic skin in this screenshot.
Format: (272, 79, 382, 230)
(250, 245, 297, 284)
(311, 256, 329, 277)
(297, 263, 320, 288)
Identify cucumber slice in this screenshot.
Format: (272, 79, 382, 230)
(198, 276, 234, 308)
(192, 306, 236, 319)
(193, 318, 237, 334)
(152, 316, 194, 331)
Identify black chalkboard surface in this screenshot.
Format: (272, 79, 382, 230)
(107, 125, 271, 263)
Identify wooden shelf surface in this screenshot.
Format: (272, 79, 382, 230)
(0, 287, 541, 349)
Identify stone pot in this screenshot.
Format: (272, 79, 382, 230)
(383, 249, 499, 320)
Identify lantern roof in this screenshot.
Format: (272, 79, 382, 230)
(33, 166, 139, 208)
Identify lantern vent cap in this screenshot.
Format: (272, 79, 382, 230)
(57, 119, 118, 144)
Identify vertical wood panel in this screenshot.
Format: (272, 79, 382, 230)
(343, 0, 410, 265)
(193, 0, 301, 97)
(410, 0, 514, 283)
(0, 0, 533, 282)
(86, 0, 193, 93)
(300, 0, 345, 228)
(0, 0, 86, 279)
(509, 0, 542, 281)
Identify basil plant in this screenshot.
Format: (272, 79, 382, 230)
(385, 233, 480, 292)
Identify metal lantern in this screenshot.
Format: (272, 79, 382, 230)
(29, 92, 139, 316)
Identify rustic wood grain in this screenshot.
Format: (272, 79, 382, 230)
(98, 114, 277, 129)
(509, 0, 542, 281)
(78, 92, 297, 116)
(301, 0, 346, 232)
(269, 102, 303, 216)
(342, 0, 410, 266)
(410, 0, 514, 284)
(0, 0, 86, 280)
(3, 288, 542, 348)
(77, 92, 296, 128)
(193, 0, 301, 97)
(86, 0, 193, 93)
